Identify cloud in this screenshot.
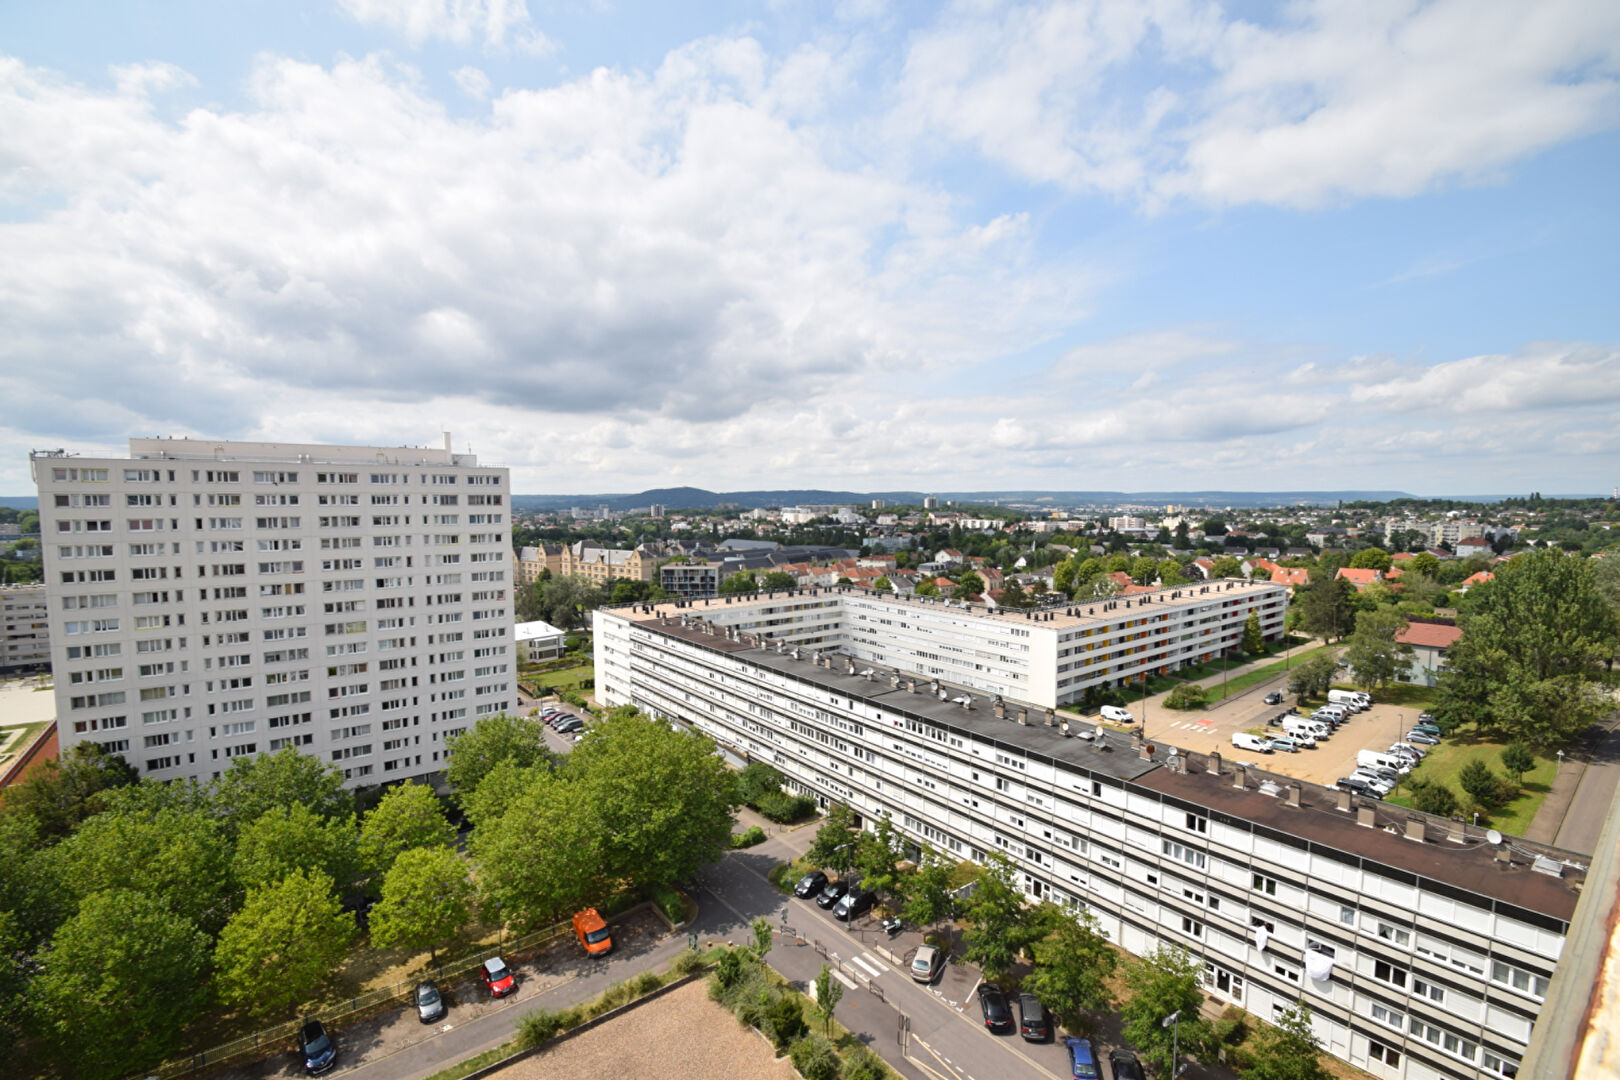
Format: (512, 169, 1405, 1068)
(336, 0, 556, 53)
(451, 65, 491, 98)
(893, 0, 1620, 208)
(1349, 342, 1620, 414)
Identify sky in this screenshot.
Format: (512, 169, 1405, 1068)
(2, 1, 1618, 497)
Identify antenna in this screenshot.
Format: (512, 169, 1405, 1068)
(1486, 829, 1503, 846)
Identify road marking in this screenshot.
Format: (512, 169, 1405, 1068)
(850, 952, 885, 979)
(831, 968, 857, 989)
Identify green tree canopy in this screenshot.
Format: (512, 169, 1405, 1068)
(1287, 651, 1338, 700)
(28, 889, 212, 1080)
(1211, 555, 1243, 578)
(898, 847, 955, 927)
(761, 570, 797, 591)
(1, 742, 138, 843)
(872, 575, 892, 591)
(807, 802, 860, 871)
(1435, 549, 1619, 744)
(962, 853, 1054, 979)
(1343, 608, 1415, 691)
(1241, 610, 1265, 654)
(953, 570, 986, 600)
(1157, 559, 1186, 587)
(852, 815, 905, 902)
(1021, 909, 1117, 1034)
(358, 781, 456, 881)
(471, 770, 603, 930)
(1299, 578, 1358, 641)
(368, 846, 475, 962)
(1501, 742, 1536, 783)
(1119, 946, 1213, 1077)
(212, 746, 353, 838)
(444, 713, 552, 807)
(1349, 547, 1393, 571)
(1244, 999, 1332, 1080)
(1130, 556, 1159, 585)
(1409, 551, 1442, 577)
(719, 571, 759, 595)
(213, 869, 355, 1020)
(233, 804, 360, 894)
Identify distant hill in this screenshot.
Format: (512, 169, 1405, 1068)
(0, 497, 37, 511)
(510, 488, 1433, 512)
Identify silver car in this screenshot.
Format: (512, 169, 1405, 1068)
(415, 980, 446, 1023)
(910, 944, 944, 983)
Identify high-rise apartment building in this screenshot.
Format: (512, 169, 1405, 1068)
(31, 437, 514, 787)
(1, 583, 50, 672)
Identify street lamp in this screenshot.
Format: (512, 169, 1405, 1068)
(1162, 1010, 1182, 1077)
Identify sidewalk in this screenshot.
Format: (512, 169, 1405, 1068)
(1083, 638, 1331, 727)
(1524, 712, 1620, 851)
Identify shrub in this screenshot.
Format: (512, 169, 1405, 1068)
(1164, 683, 1208, 710)
(755, 790, 816, 823)
(633, 970, 663, 995)
(766, 994, 808, 1051)
(1408, 779, 1459, 817)
(789, 1033, 842, 1080)
(843, 1045, 891, 1080)
(766, 861, 795, 892)
(645, 882, 686, 925)
(1459, 760, 1500, 807)
(517, 1005, 584, 1047)
(731, 825, 767, 849)
(1214, 1006, 1248, 1045)
(671, 948, 705, 976)
(737, 761, 788, 805)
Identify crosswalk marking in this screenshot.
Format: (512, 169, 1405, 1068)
(850, 952, 885, 979)
(832, 968, 857, 989)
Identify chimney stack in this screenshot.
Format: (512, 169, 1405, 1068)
(993, 697, 1006, 720)
(1356, 805, 1376, 828)
(1207, 751, 1222, 776)
(1335, 788, 1352, 813)
(1285, 784, 1302, 808)
(1404, 817, 1427, 843)
(1232, 765, 1246, 790)
(1044, 708, 1056, 727)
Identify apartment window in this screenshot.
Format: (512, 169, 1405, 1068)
(1251, 872, 1277, 896)
(1184, 812, 1208, 834)
(1369, 1002, 1404, 1030)
(1373, 921, 1411, 947)
(1412, 976, 1445, 1004)
(1161, 839, 1206, 870)
(1490, 961, 1549, 999)
(1480, 1051, 1520, 1078)
(1408, 1017, 1476, 1062)
(1367, 1040, 1401, 1068)
(1338, 905, 1356, 926)
(1271, 960, 1300, 984)
(1372, 960, 1407, 989)
(1181, 916, 1204, 940)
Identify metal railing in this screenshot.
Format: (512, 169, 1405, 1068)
(144, 919, 573, 1079)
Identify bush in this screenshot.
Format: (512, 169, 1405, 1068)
(1459, 759, 1500, 807)
(766, 861, 796, 893)
(843, 1045, 891, 1080)
(670, 948, 706, 976)
(789, 1033, 841, 1080)
(755, 790, 816, 823)
(633, 970, 663, 995)
(731, 825, 767, 849)
(1214, 1006, 1248, 1045)
(1164, 683, 1208, 710)
(517, 1005, 583, 1047)
(1408, 779, 1459, 817)
(645, 882, 686, 925)
(737, 761, 788, 805)
(766, 994, 808, 1051)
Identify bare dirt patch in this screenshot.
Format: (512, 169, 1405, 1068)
(491, 979, 796, 1080)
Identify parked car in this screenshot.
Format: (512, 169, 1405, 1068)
(554, 717, 586, 734)
(1065, 1036, 1101, 1079)
(1336, 776, 1381, 799)
(1100, 705, 1134, 723)
(816, 880, 850, 909)
(414, 980, 446, 1023)
(1405, 730, 1441, 745)
(296, 1019, 337, 1075)
(794, 870, 829, 899)
(910, 944, 944, 983)
(977, 984, 1013, 1033)
(1350, 772, 1395, 796)
(1108, 1049, 1147, 1080)
(1264, 691, 1284, 705)
(1389, 741, 1427, 759)
(1413, 723, 1442, 737)
(1418, 712, 1436, 724)
(1017, 993, 1050, 1041)
(481, 956, 517, 997)
(573, 908, 613, 956)
(1268, 735, 1302, 753)
(833, 889, 875, 921)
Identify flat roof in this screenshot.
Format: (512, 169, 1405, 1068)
(624, 577, 1284, 635)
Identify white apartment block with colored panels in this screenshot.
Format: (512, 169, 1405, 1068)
(595, 599, 1582, 1080)
(598, 581, 1286, 709)
(31, 437, 514, 787)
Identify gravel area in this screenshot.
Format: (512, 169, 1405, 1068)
(491, 980, 797, 1080)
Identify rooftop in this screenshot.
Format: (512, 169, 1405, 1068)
(1397, 622, 1464, 649)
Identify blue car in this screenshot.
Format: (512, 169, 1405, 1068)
(1065, 1036, 1099, 1079)
(296, 1019, 336, 1075)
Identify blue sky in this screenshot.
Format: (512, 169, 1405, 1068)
(2, 0, 1618, 495)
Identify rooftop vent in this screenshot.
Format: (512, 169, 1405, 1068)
(1404, 817, 1427, 843)
(1531, 855, 1564, 878)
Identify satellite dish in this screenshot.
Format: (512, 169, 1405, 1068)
(1487, 829, 1503, 846)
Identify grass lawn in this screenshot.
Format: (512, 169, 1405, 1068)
(1383, 726, 1558, 837)
(535, 663, 594, 689)
(1199, 645, 1337, 703)
(0, 719, 50, 758)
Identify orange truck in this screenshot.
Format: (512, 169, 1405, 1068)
(572, 908, 612, 956)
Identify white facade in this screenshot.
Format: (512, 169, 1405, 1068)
(608, 581, 1285, 709)
(1, 583, 50, 671)
(595, 605, 1579, 1080)
(32, 438, 514, 787)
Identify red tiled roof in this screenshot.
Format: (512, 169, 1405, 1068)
(1335, 567, 1383, 586)
(1108, 571, 1135, 589)
(1463, 571, 1495, 585)
(1397, 623, 1463, 648)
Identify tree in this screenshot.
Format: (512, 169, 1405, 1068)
(1202, 517, 1228, 536)
(564, 710, 737, 890)
(1287, 652, 1338, 700)
(915, 577, 940, 597)
(807, 802, 860, 871)
(368, 846, 475, 962)
(444, 713, 552, 806)
(1021, 908, 1117, 1033)
(1410, 551, 1442, 577)
(1501, 742, 1536, 784)
(1119, 946, 1213, 1077)
(750, 915, 774, 960)
(359, 781, 456, 881)
(761, 570, 797, 591)
(233, 804, 360, 894)
(719, 571, 759, 596)
(1211, 555, 1243, 579)
(0, 741, 138, 842)
(872, 575, 892, 591)
(213, 746, 353, 838)
(28, 889, 212, 1080)
(1298, 578, 1357, 641)
(961, 853, 1053, 979)
(852, 814, 905, 902)
(1342, 608, 1415, 691)
(1158, 559, 1186, 587)
(1458, 760, 1499, 808)
(1407, 779, 1458, 817)
(1131, 556, 1159, 585)
(1245, 998, 1332, 1080)
(1434, 549, 1619, 745)
(1163, 683, 1207, 710)
(1349, 547, 1393, 571)
(1241, 610, 1264, 654)
(213, 869, 355, 1019)
(953, 570, 986, 600)
(471, 771, 604, 930)
(999, 578, 1033, 608)
(812, 963, 843, 1034)
(1053, 559, 1077, 595)
(899, 847, 955, 927)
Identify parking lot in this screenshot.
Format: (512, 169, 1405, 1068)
(1143, 678, 1432, 788)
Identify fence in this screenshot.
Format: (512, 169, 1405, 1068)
(144, 919, 574, 1079)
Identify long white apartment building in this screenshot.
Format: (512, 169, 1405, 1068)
(598, 580, 1286, 708)
(1, 583, 50, 672)
(596, 597, 1585, 1080)
(31, 437, 515, 787)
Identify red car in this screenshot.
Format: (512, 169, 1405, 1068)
(481, 956, 516, 997)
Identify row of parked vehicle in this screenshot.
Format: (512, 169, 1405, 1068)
(1237, 689, 1376, 755)
(1338, 716, 1443, 798)
(540, 703, 587, 735)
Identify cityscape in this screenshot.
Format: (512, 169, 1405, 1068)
(2, 5, 1619, 1080)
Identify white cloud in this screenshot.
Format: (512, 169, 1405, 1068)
(336, 0, 555, 53)
(451, 65, 491, 98)
(894, 0, 1620, 208)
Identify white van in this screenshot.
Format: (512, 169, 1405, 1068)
(1100, 705, 1134, 723)
(1327, 690, 1365, 711)
(1284, 716, 1326, 742)
(1268, 735, 1304, 753)
(1357, 749, 1411, 775)
(1233, 732, 1274, 753)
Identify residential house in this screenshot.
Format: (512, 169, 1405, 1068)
(514, 619, 568, 663)
(1335, 567, 1384, 591)
(1397, 620, 1463, 686)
